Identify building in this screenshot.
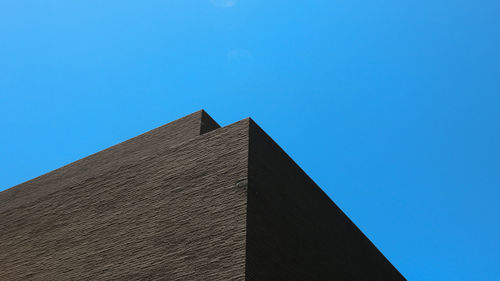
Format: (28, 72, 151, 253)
(0, 110, 405, 280)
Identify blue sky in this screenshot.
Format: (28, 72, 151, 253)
(1, 1, 499, 280)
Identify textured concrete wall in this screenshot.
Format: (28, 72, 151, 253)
(0, 112, 248, 280)
(0, 110, 220, 213)
(1, 111, 405, 280)
(246, 119, 406, 280)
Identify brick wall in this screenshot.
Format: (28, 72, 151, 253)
(0, 112, 248, 280)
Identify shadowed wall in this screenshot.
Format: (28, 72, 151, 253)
(246, 120, 405, 280)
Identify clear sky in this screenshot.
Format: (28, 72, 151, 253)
(1, 1, 499, 280)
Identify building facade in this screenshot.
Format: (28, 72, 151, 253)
(0, 110, 405, 280)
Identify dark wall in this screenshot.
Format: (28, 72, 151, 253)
(0, 114, 249, 280)
(246, 120, 406, 281)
